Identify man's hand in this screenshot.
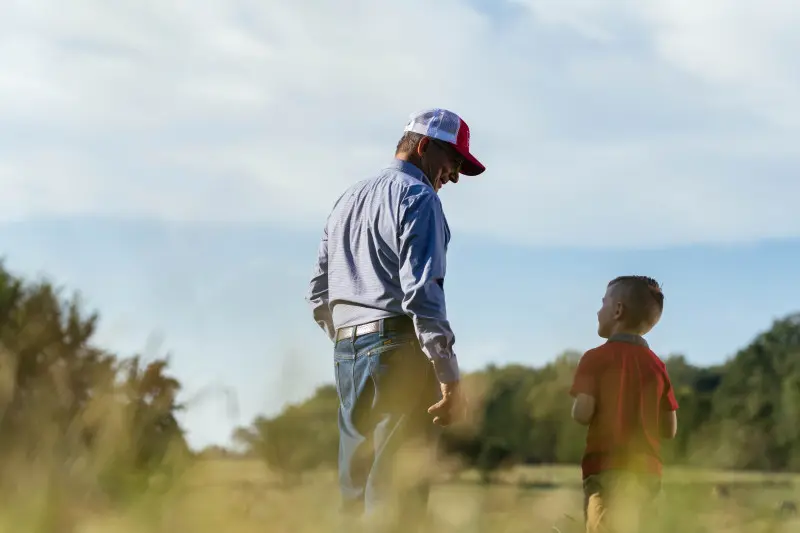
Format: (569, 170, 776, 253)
(427, 381, 466, 426)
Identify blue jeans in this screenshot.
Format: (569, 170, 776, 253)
(334, 329, 442, 532)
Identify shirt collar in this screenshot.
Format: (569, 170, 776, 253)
(386, 158, 433, 189)
(608, 333, 649, 348)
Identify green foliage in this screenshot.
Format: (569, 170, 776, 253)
(236, 313, 800, 479)
(706, 313, 800, 470)
(0, 260, 189, 502)
(233, 385, 338, 485)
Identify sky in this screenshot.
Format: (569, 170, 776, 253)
(1, 0, 799, 450)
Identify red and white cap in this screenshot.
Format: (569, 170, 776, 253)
(403, 108, 486, 176)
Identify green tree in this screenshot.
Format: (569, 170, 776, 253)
(238, 311, 800, 479)
(706, 313, 800, 470)
(0, 261, 188, 499)
(232, 385, 338, 485)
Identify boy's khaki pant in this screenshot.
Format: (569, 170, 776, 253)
(583, 470, 661, 533)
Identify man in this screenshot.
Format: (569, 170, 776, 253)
(306, 108, 485, 531)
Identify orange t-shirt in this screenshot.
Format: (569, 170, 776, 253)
(570, 334, 679, 479)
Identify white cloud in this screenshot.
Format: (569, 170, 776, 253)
(1, 0, 799, 247)
(520, 0, 800, 128)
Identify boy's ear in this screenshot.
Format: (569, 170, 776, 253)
(613, 301, 624, 320)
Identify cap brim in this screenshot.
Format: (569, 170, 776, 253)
(455, 148, 485, 176)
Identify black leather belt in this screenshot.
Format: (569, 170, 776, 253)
(335, 316, 414, 342)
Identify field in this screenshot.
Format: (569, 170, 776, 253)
(61, 460, 800, 533)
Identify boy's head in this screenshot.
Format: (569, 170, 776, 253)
(597, 275, 664, 338)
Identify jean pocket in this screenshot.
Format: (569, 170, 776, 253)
(367, 340, 431, 411)
(363, 334, 416, 357)
(334, 358, 354, 409)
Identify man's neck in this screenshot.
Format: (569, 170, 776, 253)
(395, 152, 421, 168)
(392, 155, 434, 189)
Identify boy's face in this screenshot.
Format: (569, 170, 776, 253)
(596, 285, 622, 338)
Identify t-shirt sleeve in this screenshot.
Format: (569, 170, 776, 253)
(661, 369, 680, 411)
(570, 350, 597, 398)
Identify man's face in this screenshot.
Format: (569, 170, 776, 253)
(596, 286, 621, 338)
(420, 138, 464, 193)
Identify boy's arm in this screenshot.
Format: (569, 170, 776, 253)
(572, 394, 596, 426)
(660, 410, 678, 439)
(570, 351, 597, 426)
(659, 370, 680, 439)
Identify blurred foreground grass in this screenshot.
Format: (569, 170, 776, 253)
(16, 459, 796, 533)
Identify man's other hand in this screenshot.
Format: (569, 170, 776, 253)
(427, 381, 466, 426)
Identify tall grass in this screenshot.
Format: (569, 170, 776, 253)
(0, 370, 795, 533)
(1, 432, 798, 533)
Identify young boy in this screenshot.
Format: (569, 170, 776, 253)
(570, 276, 679, 533)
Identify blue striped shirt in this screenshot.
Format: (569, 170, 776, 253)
(306, 159, 459, 383)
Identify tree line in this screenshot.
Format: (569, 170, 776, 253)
(233, 312, 800, 481)
(0, 261, 189, 502)
(3, 254, 798, 497)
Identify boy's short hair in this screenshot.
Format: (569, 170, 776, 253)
(608, 275, 664, 330)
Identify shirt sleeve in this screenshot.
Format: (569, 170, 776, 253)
(661, 369, 680, 411)
(570, 350, 597, 398)
(397, 187, 459, 383)
(306, 224, 335, 342)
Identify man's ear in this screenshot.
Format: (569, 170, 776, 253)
(415, 136, 429, 157)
